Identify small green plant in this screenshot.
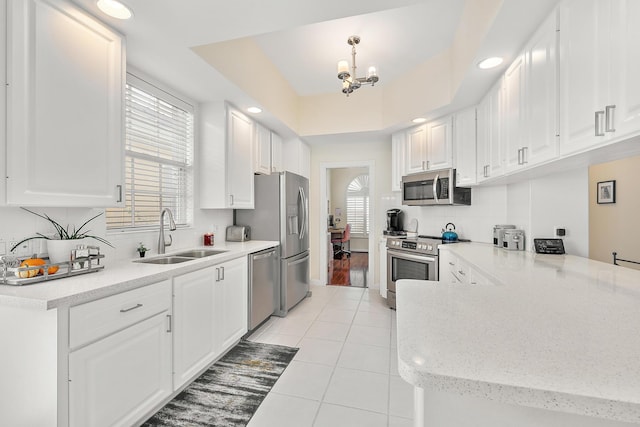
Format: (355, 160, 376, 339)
(10, 207, 113, 252)
(137, 242, 148, 253)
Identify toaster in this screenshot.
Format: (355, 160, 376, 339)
(502, 229, 525, 251)
(226, 225, 251, 242)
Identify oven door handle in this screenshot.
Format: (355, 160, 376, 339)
(388, 250, 437, 263)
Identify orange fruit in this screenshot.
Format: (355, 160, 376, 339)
(18, 258, 44, 278)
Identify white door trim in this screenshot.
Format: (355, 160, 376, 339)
(319, 160, 376, 287)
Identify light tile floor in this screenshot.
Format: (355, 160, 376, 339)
(246, 285, 414, 427)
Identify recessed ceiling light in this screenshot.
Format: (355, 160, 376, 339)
(477, 57, 503, 70)
(412, 118, 427, 124)
(247, 107, 262, 114)
(97, 0, 133, 20)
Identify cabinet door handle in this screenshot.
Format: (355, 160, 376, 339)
(166, 314, 172, 333)
(521, 147, 528, 164)
(116, 185, 122, 203)
(215, 267, 220, 282)
(517, 148, 522, 165)
(422, 160, 426, 170)
(220, 266, 225, 281)
(120, 303, 143, 313)
(595, 111, 605, 136)
(605, 105, 616, 132)
(426, 160, 430, 170)
(229, 195, 234, 206)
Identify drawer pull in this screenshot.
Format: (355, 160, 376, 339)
(120, 303, 143, 313)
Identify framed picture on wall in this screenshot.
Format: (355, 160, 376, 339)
(597, 180, 616, 204)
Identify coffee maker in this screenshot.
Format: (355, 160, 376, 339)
(384, 209, 404, 236)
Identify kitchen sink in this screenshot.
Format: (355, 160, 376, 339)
(173, 249, 228, 258)
(135, 256, 195, 265)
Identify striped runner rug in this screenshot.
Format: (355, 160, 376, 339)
(143, 340, 298, 427)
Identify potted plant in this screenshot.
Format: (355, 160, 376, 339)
(11, 207, 113, 263)
(137, 243, 149, 258)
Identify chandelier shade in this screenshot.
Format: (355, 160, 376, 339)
(336, 36, 379, 96)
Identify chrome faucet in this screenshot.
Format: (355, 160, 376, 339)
(158, 208, 177, 254)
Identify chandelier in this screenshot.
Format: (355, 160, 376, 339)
(337, 36, 379, 96)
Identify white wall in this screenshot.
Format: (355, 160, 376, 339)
(382, 168, 588, 256)
(398, 185, 508, 243)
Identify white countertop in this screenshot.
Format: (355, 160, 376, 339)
(396, 243, 640, 424)
(0, 240, 279, 310)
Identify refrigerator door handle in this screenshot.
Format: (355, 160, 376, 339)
(298, 187, 306, 240)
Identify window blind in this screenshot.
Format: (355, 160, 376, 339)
(346, 175, 370, 235)
(106, 74, 194, 231)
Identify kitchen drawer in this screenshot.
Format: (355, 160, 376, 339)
(69, 279, 172, 349)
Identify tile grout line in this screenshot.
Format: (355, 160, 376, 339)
(310, 288, 366, 426)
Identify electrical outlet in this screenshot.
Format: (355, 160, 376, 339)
(8, 240, 30, 256)
(554, 227, 566, 237)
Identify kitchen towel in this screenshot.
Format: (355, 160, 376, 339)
(142, 340, 298, 427)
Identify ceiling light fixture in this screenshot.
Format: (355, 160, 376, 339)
(96, 0, 133, 20)
(412, 118, 427, 124)
(337, 35, 379, 97)
(247, 107, 262, 114)
(477, 57, 503, 70)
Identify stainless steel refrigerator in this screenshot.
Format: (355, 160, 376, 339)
(236, 172, 310, 315)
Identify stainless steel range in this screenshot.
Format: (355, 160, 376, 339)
(386, 235, 441, 309)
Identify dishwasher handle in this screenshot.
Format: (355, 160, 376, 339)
(253, 249, 277, 261)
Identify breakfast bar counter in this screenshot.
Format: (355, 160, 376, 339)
(396, 243, 640, 427)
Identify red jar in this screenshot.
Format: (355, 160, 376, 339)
(203, 233, 214, 246)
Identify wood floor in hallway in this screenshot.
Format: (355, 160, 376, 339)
(328, 252, 368, 287)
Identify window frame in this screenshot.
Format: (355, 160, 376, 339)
(106, 72, 195, 233)
(345, 174, 370, 237)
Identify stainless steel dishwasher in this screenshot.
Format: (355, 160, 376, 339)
(248, 247, 279, 331)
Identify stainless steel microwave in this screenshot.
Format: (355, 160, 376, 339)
(401, 168, 471, 206)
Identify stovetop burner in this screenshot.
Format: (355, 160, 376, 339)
(383, 230, 407, 236)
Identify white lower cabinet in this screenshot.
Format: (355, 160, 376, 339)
(66, 256, 249, 427)
(440, 249, 491, 286)
(214, 257, 248, 352)
(68, 280, 173, 427)
(173, 266, 217, 389)
(173, 257, 247, 389)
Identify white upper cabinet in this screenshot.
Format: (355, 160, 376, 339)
(254, 122, 272, 175)
(426, 116, 453, 171)
(6, 0, 125, 207)
(506, 10, 559, 171)
(453, 107, 477, 186)
(200, 104, 254, 209)
(609, 0, 640, 141)
(504, 54, 527, 172)
(254, 124, 283, 175)
(227, 108, 255, 208)
(391, 131, 406, 191)
(271, 132, 283, 173)
(477, 78, 505, 183)
(404, 117, 453, 175)
(405, 124, 428, 174)
(524, 10, 559, 166)
(559, 0, 640, 155)
(282, 138, 310, 179)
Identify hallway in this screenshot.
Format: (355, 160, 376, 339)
(328, 252, 368, 287)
